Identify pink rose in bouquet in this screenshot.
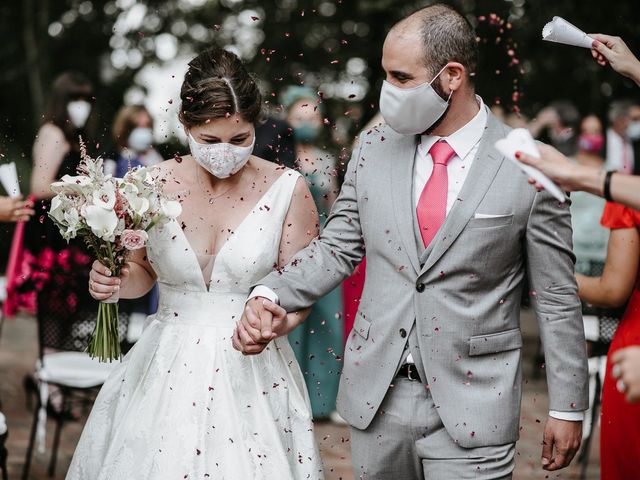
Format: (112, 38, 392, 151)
(120, 229, 149, 251)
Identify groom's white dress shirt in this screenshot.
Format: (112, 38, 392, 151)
(249, 96, 583, 422)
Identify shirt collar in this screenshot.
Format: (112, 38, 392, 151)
(419, 95, 487, 161)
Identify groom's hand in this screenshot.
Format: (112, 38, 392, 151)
(541, 417, 582, 471)
(232, 298, 286, 355)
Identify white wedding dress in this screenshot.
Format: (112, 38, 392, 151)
(66, 171, 324, 479)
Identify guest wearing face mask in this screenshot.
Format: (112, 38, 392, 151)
(572, 115, 608, 278)
(571, 115, 624, 352)
(31, 72, 95, 199)
(25, 72, 100, 412)
(102, 105, 162, 343)
(106, 105, 163, 178)
(280, 85, 344, 422)
(629, 102, 640, 175)
(605, 100, 635, 174)
(529, 101, 580, 156)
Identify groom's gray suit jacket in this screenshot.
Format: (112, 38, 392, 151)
(258, 111, 588, 448)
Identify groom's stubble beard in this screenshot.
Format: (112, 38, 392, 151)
(424, 77, 451, 136)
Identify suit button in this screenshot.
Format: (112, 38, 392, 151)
(416, 283, 425, 293)
(399, 328, 407, 338)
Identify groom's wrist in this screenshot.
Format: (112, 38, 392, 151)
(549, 410, 584, 422)
(247, 285, 280, 305)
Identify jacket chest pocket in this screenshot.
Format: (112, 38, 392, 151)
(466, 214, 514, 230)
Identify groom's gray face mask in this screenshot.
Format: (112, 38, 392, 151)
(379, 63, 452, 136)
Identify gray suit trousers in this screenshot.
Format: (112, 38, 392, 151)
(350, 378, 515, 480)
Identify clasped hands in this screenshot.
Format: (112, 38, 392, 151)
(232, 297, 291, 355)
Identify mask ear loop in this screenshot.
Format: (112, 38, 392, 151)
(429, 63, 454, 102)
(428, 63, 450, 86)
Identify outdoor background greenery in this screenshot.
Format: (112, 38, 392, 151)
(1, 0, 639, 260)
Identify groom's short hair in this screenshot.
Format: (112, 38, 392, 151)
(395, 4, 479, 85)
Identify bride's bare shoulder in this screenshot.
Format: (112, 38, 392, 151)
(249, 156, 296, 187)
(151, 155, 192, 193)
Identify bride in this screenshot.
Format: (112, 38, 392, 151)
(66, 47, 324, 479)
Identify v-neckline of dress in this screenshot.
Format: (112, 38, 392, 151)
(174, 172, 289, 292)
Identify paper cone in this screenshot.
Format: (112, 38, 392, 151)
(494, 129, 566, 203)
(0, 162, 21, 197)
(542, 16, 594, 49)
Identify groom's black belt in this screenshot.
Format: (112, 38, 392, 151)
(397, 363, 422, 382)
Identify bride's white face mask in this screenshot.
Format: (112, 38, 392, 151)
(187, 132, 255, 179)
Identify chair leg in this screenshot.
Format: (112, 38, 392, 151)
(22, 397, 40, 480)
(579, 369, 602, 479)
(23, 375, 37, 411)
(48, 389, 69, 479)
(47, 415, 64, 478)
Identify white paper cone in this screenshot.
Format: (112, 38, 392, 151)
(0, 162, 21, 197)
(494, 128, 566, 203)
(542, 16, 594, 49)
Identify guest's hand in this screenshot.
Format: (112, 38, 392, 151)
(590, 34, 640, 85)
(611, 346, 640, 403)
(541, 417, 582, 471)
(0, 195, 35, 223)
(533, 107, 560, 130)
(88, 260, 130, 301)
(232, 298, 287, 355)
(516, 143, 586, 192)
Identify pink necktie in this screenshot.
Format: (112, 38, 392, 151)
(417, 141, 456, 247)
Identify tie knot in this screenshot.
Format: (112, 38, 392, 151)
(429, 141, 456, 166)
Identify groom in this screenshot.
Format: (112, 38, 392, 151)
(236, 4, 588, 478)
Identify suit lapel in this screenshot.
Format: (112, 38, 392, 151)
(389, 134, 422, 275)
(420, 113, 507, 276)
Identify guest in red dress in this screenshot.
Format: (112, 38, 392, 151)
(576, 201, 640, 479)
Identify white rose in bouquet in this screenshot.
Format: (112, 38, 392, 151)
(92, 183, 117, 210)
(161, 198, 182, 219)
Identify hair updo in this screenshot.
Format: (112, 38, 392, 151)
(179, 47, 263, 128)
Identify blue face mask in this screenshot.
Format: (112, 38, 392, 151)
(128, 127, 153, 152)
(293, 123, 320, 144)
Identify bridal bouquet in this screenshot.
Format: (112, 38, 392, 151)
(49, 140, 181, 362)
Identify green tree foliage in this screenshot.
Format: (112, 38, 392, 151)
(0, 0, 638, 263)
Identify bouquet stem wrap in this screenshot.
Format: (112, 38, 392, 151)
(86, 238, 126, 362)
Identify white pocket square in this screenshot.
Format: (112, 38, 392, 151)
(474, 213, 512, 219)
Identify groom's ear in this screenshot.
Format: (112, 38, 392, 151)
(442, 62, 466, 93)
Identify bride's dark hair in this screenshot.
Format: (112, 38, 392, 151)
(179, 46, 263, 128)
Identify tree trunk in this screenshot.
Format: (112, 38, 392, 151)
(22, 0, 45, 128)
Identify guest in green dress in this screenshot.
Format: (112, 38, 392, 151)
(282, 86, 344, 420)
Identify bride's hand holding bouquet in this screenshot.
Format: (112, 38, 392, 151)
(49, 139, 181, 362)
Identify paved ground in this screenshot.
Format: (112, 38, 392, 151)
(0, 309, 599, 479)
